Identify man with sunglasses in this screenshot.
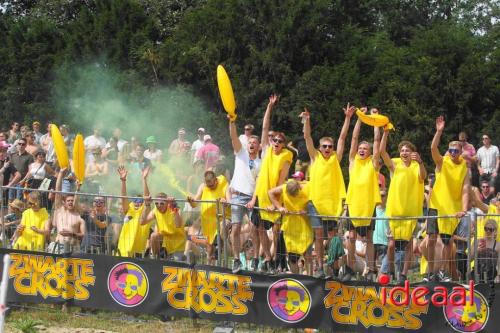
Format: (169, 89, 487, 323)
(301, 103, 355, 278)
(116, 166, 152, 257)
(140, 188, 184, 260)
(426, 116, 469, 282)
(8, 137, 34, 201)
(247, 94, 292, 274)
(81, 196, 112, 254)
(227, 115, 261, 273)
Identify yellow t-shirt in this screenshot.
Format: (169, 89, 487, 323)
(346, 155, 381, 226)
(117, 203, 148, 257)
(153, 206, 185, 254)
(429, 155, 467, 235)
(309, 151, 346, 217)
(386, 158, 424, 240)
(14, 208, 49, 251)
(201, 175, 229, 244)
(281, 182, 313, 254)
(255, 147, 293, 222)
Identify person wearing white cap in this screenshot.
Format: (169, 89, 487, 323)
(191, 128, 205, 162)
(195, 134, 220, 170)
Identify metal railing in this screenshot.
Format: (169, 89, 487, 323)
(1, 185, 498, 283)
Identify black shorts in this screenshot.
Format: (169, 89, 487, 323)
(346, 207, 375, 237)
(250, 198, 273, 230)
(426, 208, 438, 235)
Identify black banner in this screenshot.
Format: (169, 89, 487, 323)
(1, 249, 497, 332)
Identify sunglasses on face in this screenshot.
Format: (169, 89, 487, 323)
(482, 185, 489, 188)
(133, 199, 144, 204)
(273, 138, 284, 144)
(245, 128, 252, 131)
(448, 148, 460, 155)
(28, 201, 37, 206)
(93, 200, 105, 205)
(18, 142, 26, 146)
(484, 227, 496, 233)
(321, 144, 333, 149)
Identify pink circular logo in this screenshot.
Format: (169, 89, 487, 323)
(108, 262, 149, 307)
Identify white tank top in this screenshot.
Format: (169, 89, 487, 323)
(30, 162, 47, 180)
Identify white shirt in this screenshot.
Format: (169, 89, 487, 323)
(191, 139, 204, 162)
(230, 148, 261, 196)
(477, 145, 499, 173)
(239, 134, 249, 147)
(144, 149, 162, 161)
(105, 139, 128, 152)
(84, 135, 106, 161)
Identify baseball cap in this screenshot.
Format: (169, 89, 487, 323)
(203, 134, 212, 142)
(197, 128, 205, 133)
(292, 171, 305, 180)
(0, 141, 10, 150)
(146, 136, 157, 144)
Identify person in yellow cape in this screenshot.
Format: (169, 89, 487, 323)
(187, 170, 229, 265)
(344, 107, 382, 282)
(246, 94, 292, 274)
(300, 103, 355, 278)
(116, 166, 152, 257)
(380, 129, 426, 284)
(268, 179, 312, 274)
(13, 191, 50, 251)
(140, 189, 184, 260)
(425, 116, 469, 282)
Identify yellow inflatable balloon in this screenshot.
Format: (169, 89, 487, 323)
(356, 109, 394, 130)
(73, 134, 85, 183)
(217, 65, 236, 117)
(50, 124, 69, 168)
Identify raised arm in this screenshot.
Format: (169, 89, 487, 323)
(54, 167, 67, 208)
(336, 103, 355, 163)
(261, 94, 279, 149)
(229, 117, 242, 154)
(380, 129, 395, 173)
(431, 116, 445, 169)
(142, 166, 151, 198)
(117, 165, 129, 213)
(349, 110, 364, 165)
(371, 109, 382, 170)
(301, 108, 317, 162)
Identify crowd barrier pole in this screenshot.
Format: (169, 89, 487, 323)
(0, 188, 5, 247)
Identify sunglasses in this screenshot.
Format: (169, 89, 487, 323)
(18, 142, 26, 146)
(245, 128, 252, 131)
(482, 185, 489, 188)
(448, 148, 460, 155)
(93, 200, 105, 205)
(484, 227, 496, 233)
(321, 144, 333, 149)
(273, 138, 284, 144)
(133, 199, 144, 204)
(28, 201, 37, 206)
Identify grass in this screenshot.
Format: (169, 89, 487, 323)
(4, 304, 294, 333)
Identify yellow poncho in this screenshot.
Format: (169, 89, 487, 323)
(14, 208, 49, 251)
(117, 203, 149, 257)
(153, 206, 186, 254)
(281, 182, 313, 254)
(201, 175, 229, 244)
(386, 158, 424, 240)
(346, 155, 381, 227)
(429, 156, 467, 235)
(309, 151, 346, 217)
(255, 147, 293, 222)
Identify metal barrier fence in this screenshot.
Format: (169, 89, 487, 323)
(1, 185, 499, 283)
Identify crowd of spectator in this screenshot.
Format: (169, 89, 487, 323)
(0, 97, 498, 285)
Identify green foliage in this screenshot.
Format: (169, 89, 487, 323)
(0, 0, 498, 164)
(12, 317, 42, 333)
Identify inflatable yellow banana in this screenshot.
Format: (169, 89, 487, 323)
(217, 65, 236, 118)
(356, 109, 394, 130)
(50, 124, 69, 168)
(73, 134, 85, 183)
